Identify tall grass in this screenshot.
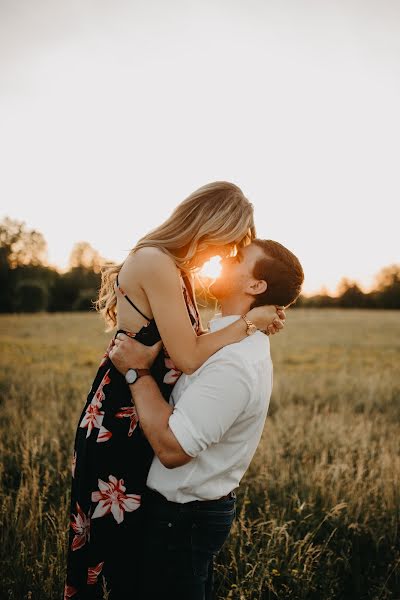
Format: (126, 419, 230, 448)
(0, 310, 399, 599)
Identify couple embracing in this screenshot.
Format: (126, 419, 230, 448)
(65, 181, 304, 599)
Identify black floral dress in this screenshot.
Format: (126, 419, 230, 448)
(65, 274, 200, 599)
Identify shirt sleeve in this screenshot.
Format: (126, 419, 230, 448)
(168, 354, 253, 458)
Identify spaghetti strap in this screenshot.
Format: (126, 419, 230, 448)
(181, 273, 195, 305)
(115, 275, 152, 322)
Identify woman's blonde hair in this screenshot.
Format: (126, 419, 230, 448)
(96, 181, 256, 329)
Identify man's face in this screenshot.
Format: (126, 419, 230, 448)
(210, 243, 266, 301)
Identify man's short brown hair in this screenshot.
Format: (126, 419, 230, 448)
(251, 239, 304, 308)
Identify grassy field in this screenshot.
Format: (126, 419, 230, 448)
(0, 309, 399, 600)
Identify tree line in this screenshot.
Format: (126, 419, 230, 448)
(0, 218, 104, 313)
(0, 217, 399, 313)
(296, 269, 400, 309)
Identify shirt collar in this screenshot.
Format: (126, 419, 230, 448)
(209, 314, 241, 332)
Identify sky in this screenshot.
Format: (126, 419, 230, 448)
(1, 0, 399, 294)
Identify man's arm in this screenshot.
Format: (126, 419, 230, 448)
(129, 358, 252, 468)
(129, 376, 193, 469)
(166, 356, 252, 458)
(109, 334, 256, 469)
(109, 335, 192, 469)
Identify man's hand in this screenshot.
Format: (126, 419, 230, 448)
(109, 333, 163, 375)
(109, 334, 190, 468)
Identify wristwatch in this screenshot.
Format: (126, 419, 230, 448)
(125, 368, 151, 385)
(241, 314, 257, 336)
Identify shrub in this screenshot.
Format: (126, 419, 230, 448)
(14, 280, 48, 312)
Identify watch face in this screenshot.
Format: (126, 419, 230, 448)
(125, 369, 138, 384)
(248, 324, 257, 335)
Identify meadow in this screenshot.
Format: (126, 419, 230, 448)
(0, 309, 399, 600)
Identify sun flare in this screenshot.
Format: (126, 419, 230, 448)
(200, 256, 222, 280)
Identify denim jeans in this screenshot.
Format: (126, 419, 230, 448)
(142, 488, 236, 600)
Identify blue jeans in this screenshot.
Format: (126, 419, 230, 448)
(142, 488, 236, 600)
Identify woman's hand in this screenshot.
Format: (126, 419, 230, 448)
(246, 305, 286, 336)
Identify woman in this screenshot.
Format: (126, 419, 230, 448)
(65, 181, 284, 599)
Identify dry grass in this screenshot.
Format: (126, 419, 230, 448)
(0, 310, 399, 599)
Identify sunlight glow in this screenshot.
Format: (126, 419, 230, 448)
(0, 2, 399, 293)
(200, 256, 222, 280)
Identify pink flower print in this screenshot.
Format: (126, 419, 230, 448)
(91, 475, 141, 524)
(87, 561, 105, 585)
(71, 451, 76, 478)
(163, 357, 182, 385)
(79, 403, 105, 438)
(79, 370, 110, 438)
(97, 425, 112, 443)
(64, 584, 78, 599)
(92, 370, 111, 405)
(115, 404, 139, 436)
(70, 502, 90, 551)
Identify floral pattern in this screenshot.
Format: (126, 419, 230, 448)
(181, 275, 200, 326)
(115, 403, 139, 436)
(79, 370, 111, 439)
(163, 276, 200, 385)
(87, 561, 104, 585)
(64, 584, 78, 599)
(163, 356, 182, 384)
(65, 273, 200, 597)
(70, 503, 90, 551)
(91, 475, 141, 524)
(97, 425, 112, 443)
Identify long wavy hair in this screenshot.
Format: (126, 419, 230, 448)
(96, 181, 256, 329)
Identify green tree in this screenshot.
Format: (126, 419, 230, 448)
(49, 242, 107, 312)
(0, 218, 48, 312)
(0, 217, 47, 268)
(14, 280, 49, 312)
(68, 242, 104, 273)
(337, 278, 366, 308)
(374, 264, 400, 308)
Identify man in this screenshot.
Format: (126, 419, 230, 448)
(109, 239, 304, 600)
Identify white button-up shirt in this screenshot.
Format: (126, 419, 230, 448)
(146, 315, 273, 503)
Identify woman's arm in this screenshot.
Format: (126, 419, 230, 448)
(130, 248, 281, 374)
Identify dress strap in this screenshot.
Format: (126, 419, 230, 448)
(115, 275, 152, 322)
(181, 272, 200, 330)
(181, 272, 195, 304)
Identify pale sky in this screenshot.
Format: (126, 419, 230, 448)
(1, 0, 399, 294)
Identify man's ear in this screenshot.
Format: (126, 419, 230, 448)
(247, 279, 267, 296)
